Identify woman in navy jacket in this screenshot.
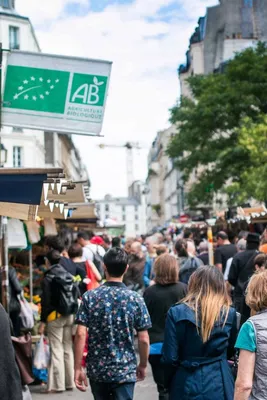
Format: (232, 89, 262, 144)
(162, 265, 237, 400)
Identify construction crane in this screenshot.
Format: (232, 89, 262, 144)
(98, 142, 148, 190)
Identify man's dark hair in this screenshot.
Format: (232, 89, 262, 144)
(102, 235, 111, 245)
(77, 231, 89, 241)
(217, 231, 228, 241)
(46, 250, 61, 266)
(112, 237, 121, 248)
(35, 255, 46, 267)
(68, 243, 83, 259)
(77, 230, 94, 241)
(46, 235, 65, 253)
(87, 230, 95, 239)
(183, 229, 192, 239)
(175, 239, 188, 257)
(14, 250, 29, 266)
(103, 247, 128, 277)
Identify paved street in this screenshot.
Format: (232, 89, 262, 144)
(31, 367, 157, 400)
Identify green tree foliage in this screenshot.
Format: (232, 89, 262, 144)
(167, 42, 267, 207)
(227, 114, 267, 204)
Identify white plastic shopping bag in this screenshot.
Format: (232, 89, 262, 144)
(22, 385, 32, 400)
(33, 335, 50, 370)
(20, 296, 34, 330)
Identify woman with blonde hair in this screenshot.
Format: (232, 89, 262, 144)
(162, 265, 237, 400)
(144, 254, 187, 400)
(235, 269, 267, 400)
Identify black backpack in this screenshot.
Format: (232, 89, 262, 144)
(88, 246, 105, 279)
(50, 265, 80, 316)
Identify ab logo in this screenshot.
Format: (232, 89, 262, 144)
(70, 73, 108, 107)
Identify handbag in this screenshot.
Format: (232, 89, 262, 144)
(12, 333, 34, 386)
(19, 296, 34, 330)
(86, 261, 100, 291)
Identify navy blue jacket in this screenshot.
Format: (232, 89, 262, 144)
(162, 303, 237, 400)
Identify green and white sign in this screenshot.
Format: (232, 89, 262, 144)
(3, 51, 112, 136)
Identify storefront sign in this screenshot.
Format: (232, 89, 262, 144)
(3, 51, 112, 136)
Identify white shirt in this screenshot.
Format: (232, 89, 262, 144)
(224, 257, 233, 281)
(82, 243, 105, 262)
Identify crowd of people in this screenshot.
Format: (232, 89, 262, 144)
(3, 227, 267, 399)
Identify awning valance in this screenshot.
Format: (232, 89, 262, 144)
(66, 203, 97, 220)
(0, 173, 47, 204)
(41, 183, 87, 204)
(0, 168, 63, 205)
(0, 203, 37, 220)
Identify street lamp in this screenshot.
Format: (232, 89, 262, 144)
(0, 143, 7, 167)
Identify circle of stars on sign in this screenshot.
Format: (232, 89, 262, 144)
(13, 77, 60, 101)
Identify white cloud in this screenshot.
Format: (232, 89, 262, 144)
(129, 0, 176, 17)
(179, 0, 219, 19)
(16, 0, 219, 198)
(16, 0, 89, 25)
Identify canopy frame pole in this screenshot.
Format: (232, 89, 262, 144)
(0, 45, 9, 312)
(29, 247, 33, 303)
(1, 216, 9, 312)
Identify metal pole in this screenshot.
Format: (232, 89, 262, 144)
(29, 247, 33, 303)
(208, 226, 214, 266)
(1, 216, 9, 312)
(126, 146, 134, 192)
(0, 43, 3, 168)
(0, 45, 8, 311)
(0, 42, 2, 131)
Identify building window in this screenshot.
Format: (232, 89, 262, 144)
(135, 205, 138, 212)
(135, 215, 139, 220)
(122, 215, 126, 221)
(135, 224, 139, 231)
(13, 146, 23, 167)
(12, 127, 23, 133)
(1, 0, 10, 8)
(105, 204, 109, 212)
(122, 206, 125, 212)
(105, 214, 109, 220)
(9, 26, 20, 50)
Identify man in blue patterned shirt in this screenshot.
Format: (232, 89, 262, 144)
(74, 247, 151, 400)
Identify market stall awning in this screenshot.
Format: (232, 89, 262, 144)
(57, 222, 98, 231)
(0, 202, 37, 220)
(37, 206, 64, 220)
(0, 168, 63, 205)
(37, 182, 90, 219)
(66, 203, 97, 220)
(236, 205, 267, 223)
(237, 206, 267, 217)
(42, 182, 88, 204)
(38, 202, 96, 221)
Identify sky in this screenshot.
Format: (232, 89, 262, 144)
(16, 0, 219, 199)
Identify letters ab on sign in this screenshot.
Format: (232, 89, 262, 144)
(3, 51, 112, 136)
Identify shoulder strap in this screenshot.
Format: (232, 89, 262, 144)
(85, 245, 95, 256)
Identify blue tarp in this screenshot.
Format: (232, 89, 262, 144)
(0, 173, 47, 205)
